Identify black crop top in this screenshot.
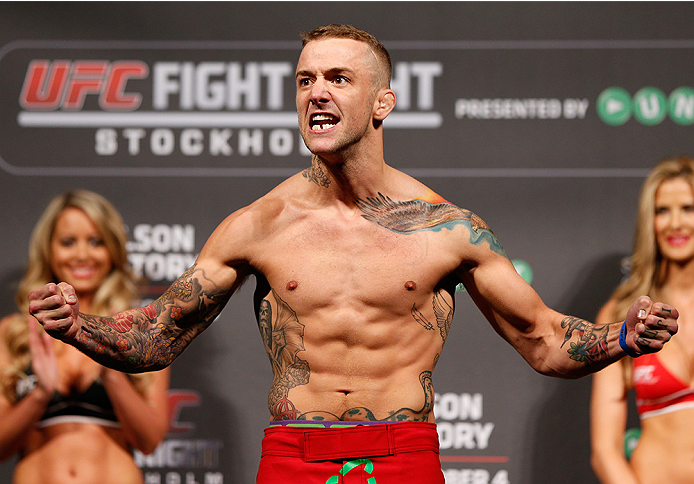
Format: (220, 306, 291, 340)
(16, 365, 120, 428)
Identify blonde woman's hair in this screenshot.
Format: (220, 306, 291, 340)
(611, 156, 694, 320)
(2, 190, 143, 401)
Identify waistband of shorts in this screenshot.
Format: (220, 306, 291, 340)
(261, 421, 439, 462)
(268, 420, 391, 428)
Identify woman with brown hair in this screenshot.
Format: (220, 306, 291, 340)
(591, 156, 694, 484)
(0, 190, 170, 484)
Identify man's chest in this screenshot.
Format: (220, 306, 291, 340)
(252, 218, 461, 307)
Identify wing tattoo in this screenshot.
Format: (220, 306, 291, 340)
(355, 192, 506, 256)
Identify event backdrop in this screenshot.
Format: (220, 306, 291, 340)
(1, 2, 693, 483)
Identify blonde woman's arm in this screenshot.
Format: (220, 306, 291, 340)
(0, 316, 58, 461)
(101, 366, 171, 454)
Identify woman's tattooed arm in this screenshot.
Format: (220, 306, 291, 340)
(74, 263, 231, 372)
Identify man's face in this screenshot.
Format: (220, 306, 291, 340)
(295, 38, 379, 158)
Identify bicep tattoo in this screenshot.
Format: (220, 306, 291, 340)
(157, 264, 229, 328)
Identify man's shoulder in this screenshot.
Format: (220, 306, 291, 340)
(201, 179, 304, 265)
(370, 168, 497, 239)
(388, 168, 464, 208)
(385, 176, 504, 258)
(215, 174, 307, 234)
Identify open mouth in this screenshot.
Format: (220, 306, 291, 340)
(310, 113, 339, 131)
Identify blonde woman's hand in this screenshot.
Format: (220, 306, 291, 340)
(27, 316, 58, 399)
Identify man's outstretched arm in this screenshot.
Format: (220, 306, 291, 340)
(29, 259, 240, 372)
(455, 218, 678, 378)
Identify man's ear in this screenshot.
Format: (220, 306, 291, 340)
(373, 89, 396, 121)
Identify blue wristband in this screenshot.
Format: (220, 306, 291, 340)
(619, 320, 642, 358)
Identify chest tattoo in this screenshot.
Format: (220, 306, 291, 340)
(356, 192, 506, 256)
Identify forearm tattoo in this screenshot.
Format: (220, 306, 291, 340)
(411, 290, 453, 342)
(355, 193, 506, 256)
(77, 264, 229, 371)
(258, 290, 310, 420)
(560, 316, 609, 365)
(302, 155, 331, 187)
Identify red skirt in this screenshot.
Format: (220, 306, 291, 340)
(257, 422, 444, 483)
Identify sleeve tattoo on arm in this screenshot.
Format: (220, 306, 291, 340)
(78, 264, 230, 370)
(560, 316, 609, 365)
(355, 192, 506, 256)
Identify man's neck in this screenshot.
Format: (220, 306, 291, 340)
(306, 152, 390, 205)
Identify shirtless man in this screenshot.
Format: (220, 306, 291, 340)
(28, 25, 678, 483)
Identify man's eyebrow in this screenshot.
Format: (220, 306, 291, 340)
(295, 69, 311, 79)
(295, 67, 355, 79)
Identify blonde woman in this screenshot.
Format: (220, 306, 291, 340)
(591, 156, 694, 484)
(0, 190, 170, 484)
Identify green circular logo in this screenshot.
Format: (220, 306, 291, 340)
(512, 259, 534, 285)
(597, 87, 632, 126)
(633, 87, 667, 125)
(669, 87, 694, 125)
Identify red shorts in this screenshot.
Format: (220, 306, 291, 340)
(256, 421, 444, 484)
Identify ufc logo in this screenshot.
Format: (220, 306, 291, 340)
(168, 389, 201, 435)
(20, 60, 148, 110)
